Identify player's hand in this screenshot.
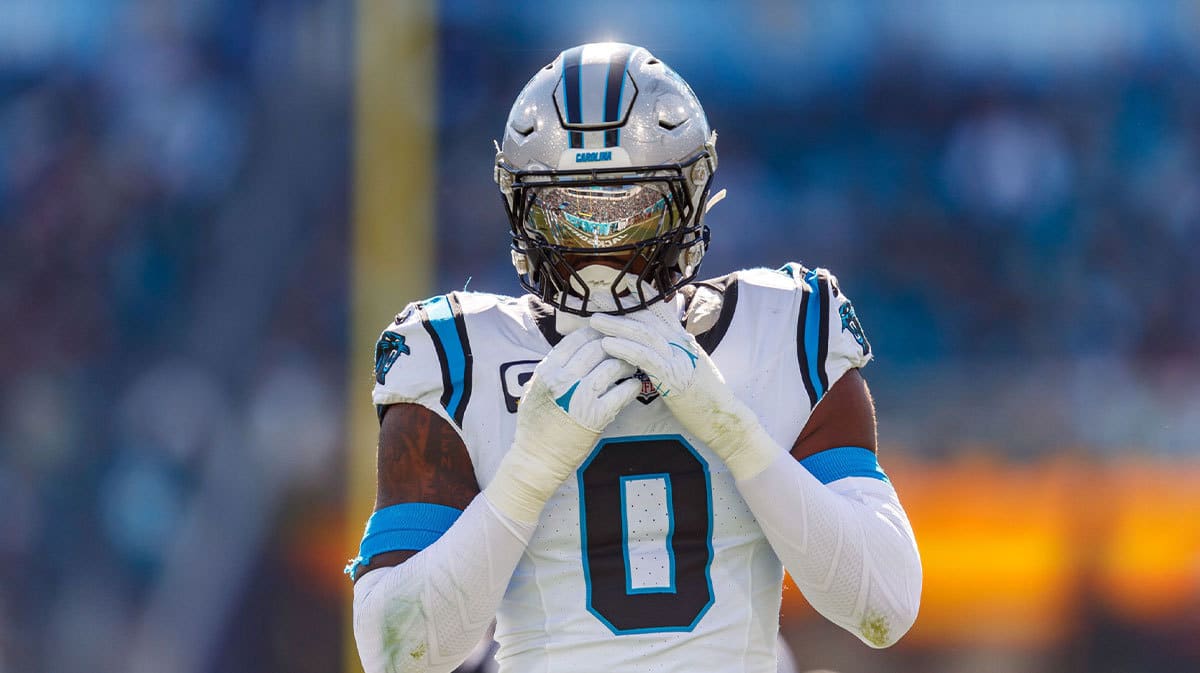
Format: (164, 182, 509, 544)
(589, 300, 704, 400)
(522, 326, 640, 434)
(590, 300, 781, 480)
(485, 327, 640, 524)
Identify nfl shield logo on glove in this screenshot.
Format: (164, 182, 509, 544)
(635, 370, 660, 405)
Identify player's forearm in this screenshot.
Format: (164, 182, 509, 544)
(736, 451, 922, 648)
(643, 347, 921, 647)
(352, 495, 534, 673)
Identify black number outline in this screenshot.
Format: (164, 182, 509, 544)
(576, 434, 715, 634)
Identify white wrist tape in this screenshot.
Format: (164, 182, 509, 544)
(691, 393, 785, 481)
(738, 451, 922, 648)
(353, 495, 534, 673)
(485, 327, 639, 526)
(483, 384, 601, 525)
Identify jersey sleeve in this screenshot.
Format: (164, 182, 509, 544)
(371, 294, 474, 429)
(781, 263, 873, 407)
(371, 303, 442, 410)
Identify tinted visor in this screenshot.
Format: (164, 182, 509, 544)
(525, 183, 680, 249)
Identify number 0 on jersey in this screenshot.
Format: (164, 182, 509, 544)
(577, 435, 716, 634)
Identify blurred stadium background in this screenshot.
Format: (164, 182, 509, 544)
(2, 1, 1199, 672)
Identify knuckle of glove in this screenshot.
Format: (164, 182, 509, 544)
(542, 327, 599, 370)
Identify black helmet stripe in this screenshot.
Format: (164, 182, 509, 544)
(603, 45, 633, 147)
(561, 46, 584, 149)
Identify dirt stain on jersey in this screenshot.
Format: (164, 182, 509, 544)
(380, 609, 426, 668)
(859, 612, 890, 647)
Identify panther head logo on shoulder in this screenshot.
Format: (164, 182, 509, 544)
(374, 332, 411, 385)
(839, 302, 871, 356)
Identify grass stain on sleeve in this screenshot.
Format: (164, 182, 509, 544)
(859, 611, 891, 647)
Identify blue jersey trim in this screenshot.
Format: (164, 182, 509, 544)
(800, 446, 889, 485)
(422, 295, 469, 423)
(803, 271, 826, 401)
(778, 262, 804, 278)
(344, 502, 463, 580)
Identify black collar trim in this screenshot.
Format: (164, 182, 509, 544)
(526, 274, 739, 353)
(688, 273, 739, 353)
(526, 295, 563, 347)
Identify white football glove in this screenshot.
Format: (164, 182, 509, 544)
(484, 327, 641, 524)
(590, 300, 782, 481)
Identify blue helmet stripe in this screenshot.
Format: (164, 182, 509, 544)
(603, 45, 633, 147)
(562, 46, 584, 148)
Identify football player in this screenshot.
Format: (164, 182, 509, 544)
(348, 43, 922, 673)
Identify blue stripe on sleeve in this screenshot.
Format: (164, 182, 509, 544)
(423, 295, 468, 421)
(800, 446, 889, 484)
(344, 502, 463, 580)
(803, 271, 825, 401)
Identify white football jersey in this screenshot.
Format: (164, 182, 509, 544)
(370, 264, 872, 673)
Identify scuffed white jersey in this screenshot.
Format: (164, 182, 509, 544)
(370, 264, 873, 673)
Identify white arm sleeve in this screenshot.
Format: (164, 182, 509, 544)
(737, 452, 922, 648)
(352, 495, 534, 673)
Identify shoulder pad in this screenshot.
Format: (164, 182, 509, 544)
(735, 265, 808, 291)
(777, 263, 872, 407)
(451, 290, 512, 315)
(683, 272, 739, 353)
(372, 293, 476, 428)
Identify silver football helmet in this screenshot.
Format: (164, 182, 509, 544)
(495, 43, 720, 315)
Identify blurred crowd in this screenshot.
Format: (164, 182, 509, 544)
(0, 1, 348, 672)
(438, 0, 1200, 456)
(0, 1, 1197, 672)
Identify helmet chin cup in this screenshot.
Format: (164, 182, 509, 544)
(566, 265, 628, 313)
(572, 263, 621, 288)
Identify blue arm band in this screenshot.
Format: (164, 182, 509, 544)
(800, 446, 890, 485)
(344, 502, 463, 580)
